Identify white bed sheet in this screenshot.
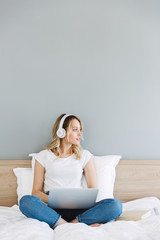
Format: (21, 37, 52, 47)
(0, 197, 160, 240)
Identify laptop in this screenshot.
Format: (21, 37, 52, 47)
(48, 188, 98, 209)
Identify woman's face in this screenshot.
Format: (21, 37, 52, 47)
(66, 119, 82, 145)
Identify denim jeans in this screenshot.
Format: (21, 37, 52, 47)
(19, 195, 122, 229)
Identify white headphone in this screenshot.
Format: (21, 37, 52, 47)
(56, 114, 73, 138)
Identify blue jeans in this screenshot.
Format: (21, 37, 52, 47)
(19, 195, 122, 228)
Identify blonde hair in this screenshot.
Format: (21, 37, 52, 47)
(46, 113, 83, 160)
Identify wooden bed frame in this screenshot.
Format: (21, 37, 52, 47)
(0, 159, 160, 207)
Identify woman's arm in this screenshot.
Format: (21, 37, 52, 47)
(32, 160, 49, 203)
(83, 157, 98, 188)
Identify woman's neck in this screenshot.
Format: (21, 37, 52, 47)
(59, 140, 72, 155)
(52, 143, 73, 158)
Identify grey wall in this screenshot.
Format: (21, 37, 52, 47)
(0, 0, 160, 159)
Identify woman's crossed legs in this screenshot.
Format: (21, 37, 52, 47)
(19, 195, 122, 229)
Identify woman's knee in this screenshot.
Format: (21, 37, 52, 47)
(20, 195, 37, 205)
(19, 195, 40, 213)
(112, 198, 122, 216)
(103, 198, 122, 217)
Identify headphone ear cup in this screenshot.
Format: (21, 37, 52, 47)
(56, 128, 66, 138)
(56, 129, 62, 138)
(61, 128, 66, 138)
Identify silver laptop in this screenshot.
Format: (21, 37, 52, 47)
(48, 188, 98, 209)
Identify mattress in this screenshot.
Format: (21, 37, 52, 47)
(0, 197, 160, 240)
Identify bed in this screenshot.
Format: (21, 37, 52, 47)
(0, 158, 160, 240)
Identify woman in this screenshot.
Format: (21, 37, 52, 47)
(19, 113, 122, 229)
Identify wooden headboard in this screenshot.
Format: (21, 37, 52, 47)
(0, 159, 160, 206)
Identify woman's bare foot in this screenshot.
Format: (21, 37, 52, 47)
(70, 218, 79, 223)
(54, 217, 68, 228)
(70, 218, 102, 227)
(89, 223, 103, 227)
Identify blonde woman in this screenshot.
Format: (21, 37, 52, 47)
(19, 114, 122, 229)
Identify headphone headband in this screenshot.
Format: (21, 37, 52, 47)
(59, 114, 72, 129)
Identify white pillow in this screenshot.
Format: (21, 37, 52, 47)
(13, 155, 121, 204)
(13, 168, 33, 204)
(123, 197, 160, 211)
(82, 155, 121, 202)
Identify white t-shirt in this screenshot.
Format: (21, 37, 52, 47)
(33, 149, 93, 193)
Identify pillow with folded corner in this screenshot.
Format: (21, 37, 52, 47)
(13, 168, 33, 203)
(81, 155, 121, 202)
